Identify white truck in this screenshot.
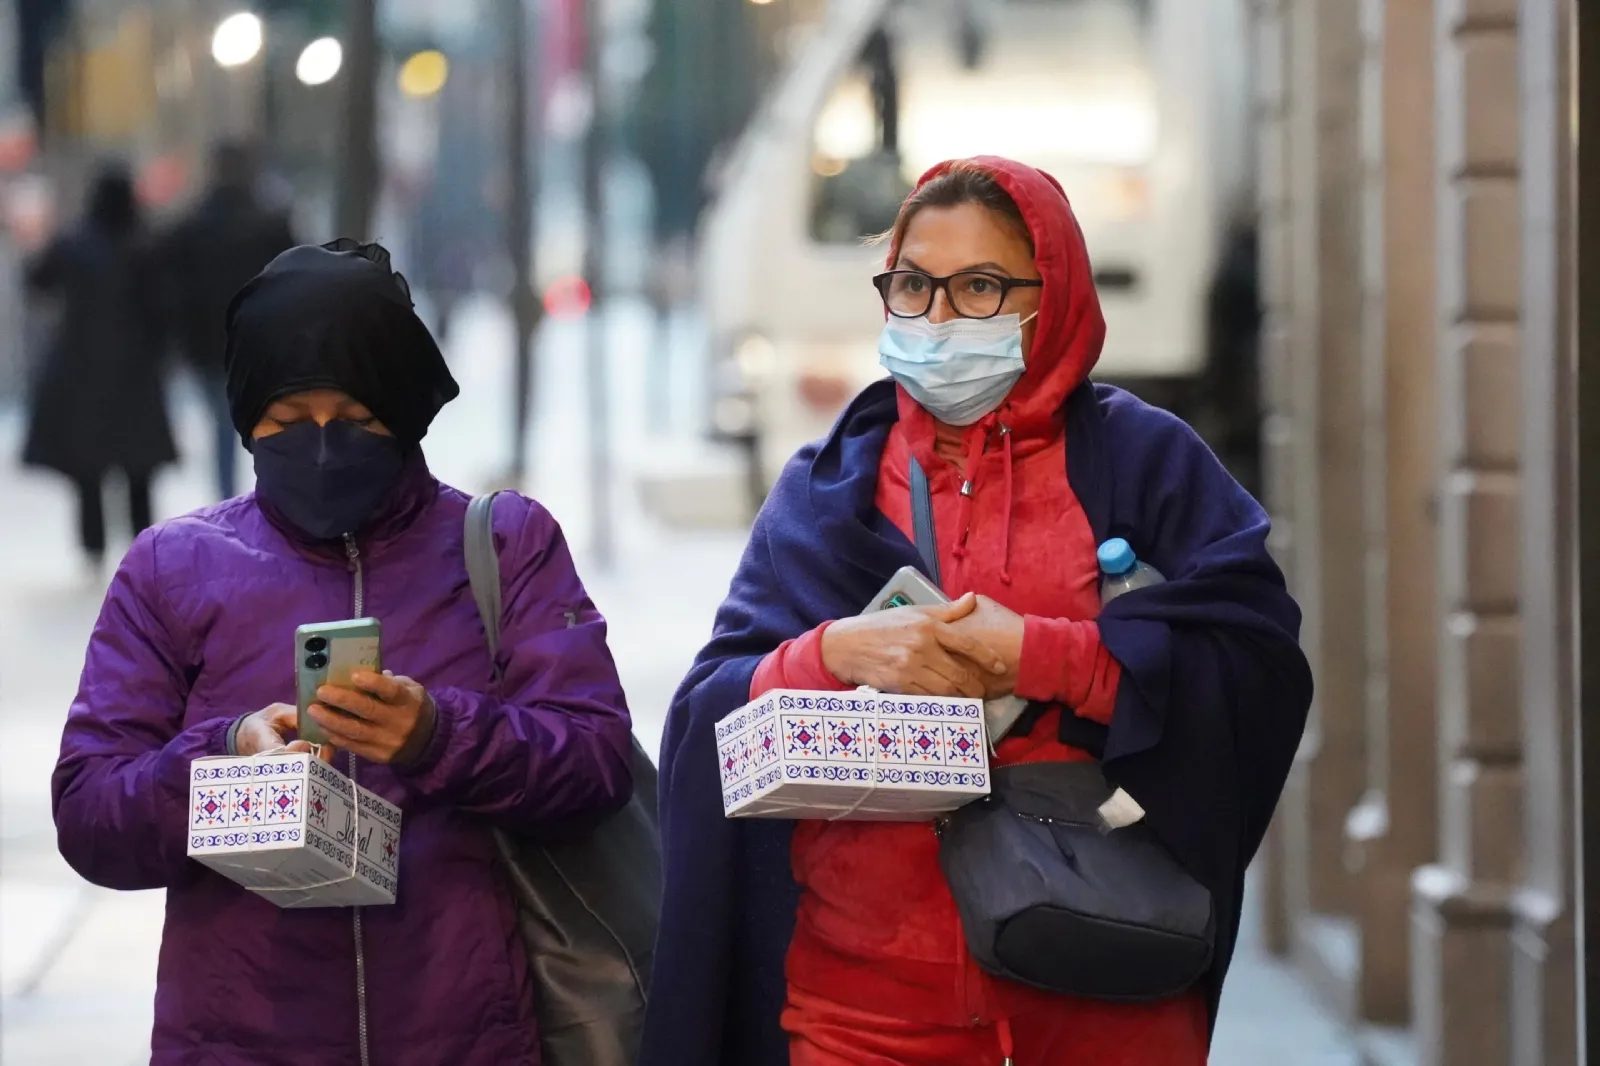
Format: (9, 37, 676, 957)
(694, 0, 1252, 496)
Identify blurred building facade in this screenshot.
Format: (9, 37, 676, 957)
(1250, 0, 1578, 1063)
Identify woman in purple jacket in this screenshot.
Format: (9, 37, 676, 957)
(51, 240, 635, 1066)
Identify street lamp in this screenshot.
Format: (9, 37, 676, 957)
(212, 12, 264, 68)
(295, 37, 343, 86)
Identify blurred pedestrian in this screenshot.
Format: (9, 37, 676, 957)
(158, 140, 296, 500)
(410, 203, 479, 348)
(21, 162, 175, 573)
(51, 239, 634, 1066)
(1200, 196, 1263, 499)
(645, 158, 1311, 1066)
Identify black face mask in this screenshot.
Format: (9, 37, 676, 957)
(252, 420, 405, 540)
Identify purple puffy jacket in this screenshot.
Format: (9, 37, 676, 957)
(51, 456, 634, 1066)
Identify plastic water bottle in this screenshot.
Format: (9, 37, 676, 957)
(1098, 538, 1165, 604)
(1093, 537, 1161, 832)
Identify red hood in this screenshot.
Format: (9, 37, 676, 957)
(889, 156, 1106, 447)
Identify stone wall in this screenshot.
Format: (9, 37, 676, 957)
(1250, 0, 1578, 1060)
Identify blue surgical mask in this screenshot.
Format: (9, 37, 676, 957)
(253, 420, 405, 540)
(878, 312, 1038, 426)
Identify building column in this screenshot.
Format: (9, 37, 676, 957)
(1306, 0, 1369, 935)
(1250, 0, 1305, 957)
(1264, 0, 1369, 995)
(1509, 0, 1578, 1061)
(1346, 0, 1442, 1031)
(1410, 0, 1524, 1063)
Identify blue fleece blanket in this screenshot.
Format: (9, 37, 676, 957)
(641, 380, 1312, 1066)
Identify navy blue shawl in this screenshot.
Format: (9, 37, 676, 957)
(641, 380, 1312, 1066)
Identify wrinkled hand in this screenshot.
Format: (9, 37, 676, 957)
(234, 703, 334, 763)
(820, 592, 1007, 698)
(308, 671, 437, 766)
(945, 595, 1026, 699)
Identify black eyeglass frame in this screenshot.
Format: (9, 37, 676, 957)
(871, 269, 1045, 320)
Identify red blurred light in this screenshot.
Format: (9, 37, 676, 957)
(543, 276, 593, 318)
(137, 155, 190, 209)
(797, 370, 851, 412)
(0, 129, 36, 174)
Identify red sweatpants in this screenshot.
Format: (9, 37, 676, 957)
(782, 987, 1209, 1066)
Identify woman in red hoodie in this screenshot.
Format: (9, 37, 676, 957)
(748, 158, 1211, 1064)
(644, 152, 1312, 1066)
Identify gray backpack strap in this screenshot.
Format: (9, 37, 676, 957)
(908, 456, 942, 587)
(465, 492, 505, 673)
(464, 490, 661, 1066)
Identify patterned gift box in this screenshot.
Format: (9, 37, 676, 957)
(716, 689, 990, 821)
(188, 753, 402, 908)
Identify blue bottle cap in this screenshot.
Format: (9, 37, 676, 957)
(1097, 538, 1136, 576)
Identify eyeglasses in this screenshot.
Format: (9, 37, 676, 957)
(872, 270, 1044, 320)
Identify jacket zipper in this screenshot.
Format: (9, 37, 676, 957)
(344, 533, 372, 1066)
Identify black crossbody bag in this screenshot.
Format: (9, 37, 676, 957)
(908, 457, 1215, 1002)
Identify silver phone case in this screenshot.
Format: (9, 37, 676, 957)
(865, 566, 950, 613)
(861, 566, 1031, 746)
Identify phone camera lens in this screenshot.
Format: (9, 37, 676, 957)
(305, 652, 329, 671)
(304, 636, 328, 653)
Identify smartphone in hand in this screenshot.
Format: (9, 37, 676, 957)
(862, 567, 1029, 746)
(865, 566, 950, 614)
(294, 618, 382, 748)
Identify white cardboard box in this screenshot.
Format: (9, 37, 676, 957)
(717, 689, 991, 821)
(188, 753, 401, 908)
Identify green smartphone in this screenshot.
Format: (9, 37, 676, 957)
(295, 618, 383, 748)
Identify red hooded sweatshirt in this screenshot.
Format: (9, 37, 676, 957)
(749, 159, 1208, 1063)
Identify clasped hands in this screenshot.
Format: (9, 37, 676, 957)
(820, 592, 1023, 700)
(233, 670, 436, 765)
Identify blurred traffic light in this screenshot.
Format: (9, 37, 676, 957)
(544, 276, 593, 319)
(397, 50, 449, 98)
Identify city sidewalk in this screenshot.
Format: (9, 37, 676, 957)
(0, 297, 1355, 1064)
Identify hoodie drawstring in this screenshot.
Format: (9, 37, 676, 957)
(949, 414, 1016, 586)
(997, 1017, 1016, 1066)
(998, 424, 1014, 584)
(950, 425, 985, 571)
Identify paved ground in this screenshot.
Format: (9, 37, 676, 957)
(0, 297, 1355, 1064)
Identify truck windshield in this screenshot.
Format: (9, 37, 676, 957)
(809, 0, 1157, 245)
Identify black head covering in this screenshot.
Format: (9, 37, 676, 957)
(224, 239, 459, 448)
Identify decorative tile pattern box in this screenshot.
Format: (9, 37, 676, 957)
(188, 753, 401, 908)
(717, 689, 991, 821)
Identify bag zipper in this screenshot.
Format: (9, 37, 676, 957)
(1016, 810, 1104, 830)
(344, 533, 372, 1066)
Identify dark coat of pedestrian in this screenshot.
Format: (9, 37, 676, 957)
(22, 163, 176, 565)
(160, 145, 297, 375)
(158, 141, 297, 500)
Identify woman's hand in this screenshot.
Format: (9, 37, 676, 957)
(308, 670, 438, 765)
(820, 593, 1008, 698)
(233, 703, 336, 763)
(945, 595, 1026, 699)
(233, 703, 297, 755)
